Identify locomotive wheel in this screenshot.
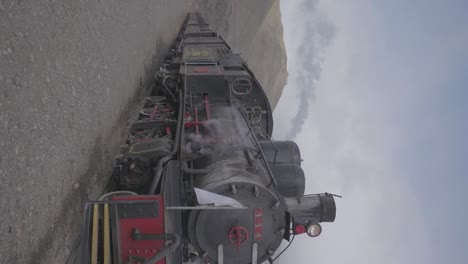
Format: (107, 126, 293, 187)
(146, 96, 166, 106)
(139, 108, 158, 119)
(119, 155, 152, 191)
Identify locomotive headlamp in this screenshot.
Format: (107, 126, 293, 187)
(306, 222, 322, 237)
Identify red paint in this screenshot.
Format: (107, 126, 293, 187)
(194, 107, 199, 134)
(192, 66, 210, 73)
(112, 195, 166, 264)
(228, 226, 249, 252)
(184, 112, 192, 128)
(294, 224, 306, 234)
(253, 208, 263, 241)
(150, 106, 159, 120)
(184, 121, 205, 127)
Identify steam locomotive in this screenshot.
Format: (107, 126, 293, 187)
(80, 13, 336, 264)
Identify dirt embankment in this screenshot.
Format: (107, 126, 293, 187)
(196, 0, 288, 109)
(0, 1, 187, 263)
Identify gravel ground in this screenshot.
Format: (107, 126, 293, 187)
(0, 0, 187, 263)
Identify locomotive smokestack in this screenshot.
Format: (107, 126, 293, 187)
(285, 193, 336, 224)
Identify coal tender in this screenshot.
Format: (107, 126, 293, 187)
(81, 13, 337, 264)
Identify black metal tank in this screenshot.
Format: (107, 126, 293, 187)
(259, 141, 305, 198)
(259, 140, 301, 165)
(270, 164, 305, 198)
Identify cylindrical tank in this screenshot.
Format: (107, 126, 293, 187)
(284, 193, 336, 224)
(270, 164, 305, 198)
(259, 141, 301, 165)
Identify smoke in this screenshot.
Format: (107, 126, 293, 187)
(184, 105, 254, 161)
(285, 1, 335, 139)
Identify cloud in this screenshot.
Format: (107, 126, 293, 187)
(275, 0, 435, 263)
(282, 0, 335, 139)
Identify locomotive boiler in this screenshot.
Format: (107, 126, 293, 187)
(79, 13, 337, 264)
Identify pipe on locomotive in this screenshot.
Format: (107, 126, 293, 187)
(227, 84, 278, 188)
(162, 75, 177, 102)
(182, 161, 211, 175)
(239, 109, 278, 188)
(148, 89, 184, 194)
(142, 233, 181, 264)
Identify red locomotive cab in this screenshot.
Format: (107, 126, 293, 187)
(82, 194, 180, 264)
(111, 195, 167, 264)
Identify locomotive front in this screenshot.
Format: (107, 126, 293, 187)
(79, 13, 337, 264)
(183, 104, 286, 263)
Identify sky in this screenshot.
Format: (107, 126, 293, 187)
(274, 0, 468, 263)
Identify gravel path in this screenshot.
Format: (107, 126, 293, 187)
(0, 1, 187, 262)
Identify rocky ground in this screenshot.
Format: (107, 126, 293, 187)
(0, 1, 187, 262)
(0, 0, 286, 262)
